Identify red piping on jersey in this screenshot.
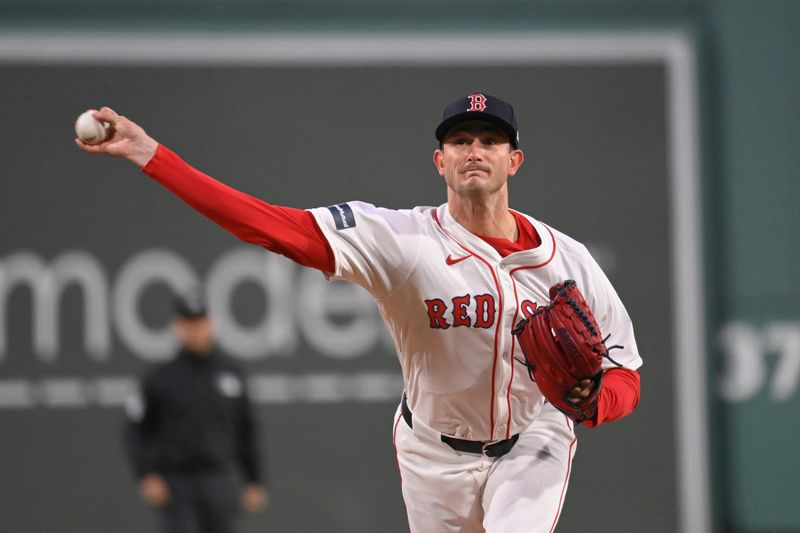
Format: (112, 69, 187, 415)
(433, 209, 504, 438)
(549, 434, 577, 533)
(506, 225, 558, 435)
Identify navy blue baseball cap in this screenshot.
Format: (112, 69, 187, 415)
(174, 288, 207, 318)
(435, 93, 519, 148)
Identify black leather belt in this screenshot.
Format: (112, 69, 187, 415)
(401, 394, 519, 458)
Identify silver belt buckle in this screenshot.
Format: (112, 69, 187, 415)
(481, 439, 501, 455)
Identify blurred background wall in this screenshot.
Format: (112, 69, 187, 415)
(0, 1, 798, 532)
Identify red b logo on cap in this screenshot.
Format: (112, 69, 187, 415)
(467, 93, 487, 112)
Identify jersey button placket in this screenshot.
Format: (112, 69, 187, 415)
(499, 267, 518, 441)
(483, 264, 500, 441)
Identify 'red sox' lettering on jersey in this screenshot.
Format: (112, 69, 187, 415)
(520, 299, 538, 318)
(424, 294, 497, 329)
(424, 294, 539, 329)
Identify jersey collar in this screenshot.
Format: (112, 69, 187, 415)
(436, 203, 556, 265)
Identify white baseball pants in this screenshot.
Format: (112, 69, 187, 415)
(393, 402, 577, 533)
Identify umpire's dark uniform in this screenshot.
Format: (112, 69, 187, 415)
(124, 293, 264, 533)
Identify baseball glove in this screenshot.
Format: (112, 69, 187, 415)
(512, 280, 622, 423)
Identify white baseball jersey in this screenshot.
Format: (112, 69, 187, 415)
(136, 137, 643, 532)
(310, 201, 642, 442)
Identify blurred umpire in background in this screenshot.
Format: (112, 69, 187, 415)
(124, 288, 268, 533)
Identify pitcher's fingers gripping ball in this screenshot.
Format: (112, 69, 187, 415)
(74, 107, 158, 166)
(512, 279, 623, 423)
(74, 109, 110, 145)
(74, 107, 125, 151)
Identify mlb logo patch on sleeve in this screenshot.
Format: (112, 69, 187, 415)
(327, 203, 356, 230)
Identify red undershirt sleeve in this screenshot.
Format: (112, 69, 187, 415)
(140, 144, 335, 273)
(583, 367, 641, 428)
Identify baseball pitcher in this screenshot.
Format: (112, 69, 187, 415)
(77, 92, 642, 532)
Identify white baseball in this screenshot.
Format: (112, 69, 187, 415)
(74, 110, 109, 145)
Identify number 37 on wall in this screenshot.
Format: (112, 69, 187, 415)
(718, 321, 800, 403)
